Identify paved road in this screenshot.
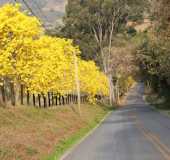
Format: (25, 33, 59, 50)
(63, 83, 170, 160)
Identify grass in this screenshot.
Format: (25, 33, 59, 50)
(46, 105, 112, 160)
(26, 146, 38, 156)
(0, 103, 113, 160)
(45, 120, 99, 160)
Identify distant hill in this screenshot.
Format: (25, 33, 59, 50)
(0, 0, 67, 27)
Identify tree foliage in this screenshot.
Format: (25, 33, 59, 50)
(60, 0, 148, 62)
(137, 0, 170, 88)
(0, 3, 109, 105)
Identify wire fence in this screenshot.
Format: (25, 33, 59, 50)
(0, 84, 88, 108)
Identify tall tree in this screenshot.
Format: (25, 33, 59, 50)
(62, 0, 127, 105)
(137, 0, 170, 90)
(60, 0, 148, 105)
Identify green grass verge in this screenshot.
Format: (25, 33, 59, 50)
(45, 106, 113, 160)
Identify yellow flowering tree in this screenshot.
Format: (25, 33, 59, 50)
(79, 60, 109, 102)
(0, 3, 109, 106)
(0, 4, 41, 79)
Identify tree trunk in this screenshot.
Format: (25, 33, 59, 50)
(74, 53, 81, 116)
(10, 82, 16, 106)
(14, 83, 20, 106)
(108, 74, 115, 106)
(116, 80, 120, 104)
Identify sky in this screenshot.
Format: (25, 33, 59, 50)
(0, 0, 67, 27)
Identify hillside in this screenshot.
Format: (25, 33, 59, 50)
(0, 104, 110, 160)
(0, 0, 67, 27)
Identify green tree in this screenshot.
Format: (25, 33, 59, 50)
(60, 0, 148, 105)
(137, 0, 170, 90)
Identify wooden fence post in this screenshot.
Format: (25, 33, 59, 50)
(43, 95, 47, 108)
(1, 85, 6, 104)
(70, 94, 72, 103)
(72, 95, 74, 104)
(72, 94, 74, 103)
(10, 82, 15, 106)
(38, 94, 41, 107)
(62, 96, 65, 105)
(55, 95, 58, 106)
(48, 92, 51, 107)
(67, 94, 69, 104)
(59, 95, 62, 105)
(72, 95, 74, 103)
(66, 94, 68, 104)
(51, 92, 54, 106)
(80, 96, 82, 103)
(27, 90, 30, 105)
(20, 84, 24, 105)
(76, 95, 78, 104)
(33, 94, 36, 106)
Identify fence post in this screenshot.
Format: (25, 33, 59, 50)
(43, 95, 47, 108)
(20, 84, 24, 105)
(70, 94, 72, 103)
(83, 96, 85, 103)
(62, 96, 65, 105)
(73, 94, 74, 103)
(10, 82, 15, 106)
(66, 94, 68, 104)
(65, 94, 67, 104)
(48, 92, 51, 107)
(74, 95, 75, 103)
(1, 85, 6, 104)
(72, 95, 74, 103)
(27, 90, 30, 105)
(75, 95, 77, 103)
(76, 95, 78, 104)
(33, 94, 36, 106)
(59, 94, 62, 105)
(51, 92, 54, 106)
(38, 94, 41, 107)
(67, 94, 69, 104)
(55, 95, 58, 106)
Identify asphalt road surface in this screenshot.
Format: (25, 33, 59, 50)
(63, 83, 170, 160)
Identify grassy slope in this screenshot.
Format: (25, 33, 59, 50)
(0, 104, 112, 160)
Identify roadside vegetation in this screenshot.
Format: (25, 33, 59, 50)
(0, 0, 150, 160)
(0, 104, 112, 160)
(145, 86, 170, 115)
(137, 0, 170, 113)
